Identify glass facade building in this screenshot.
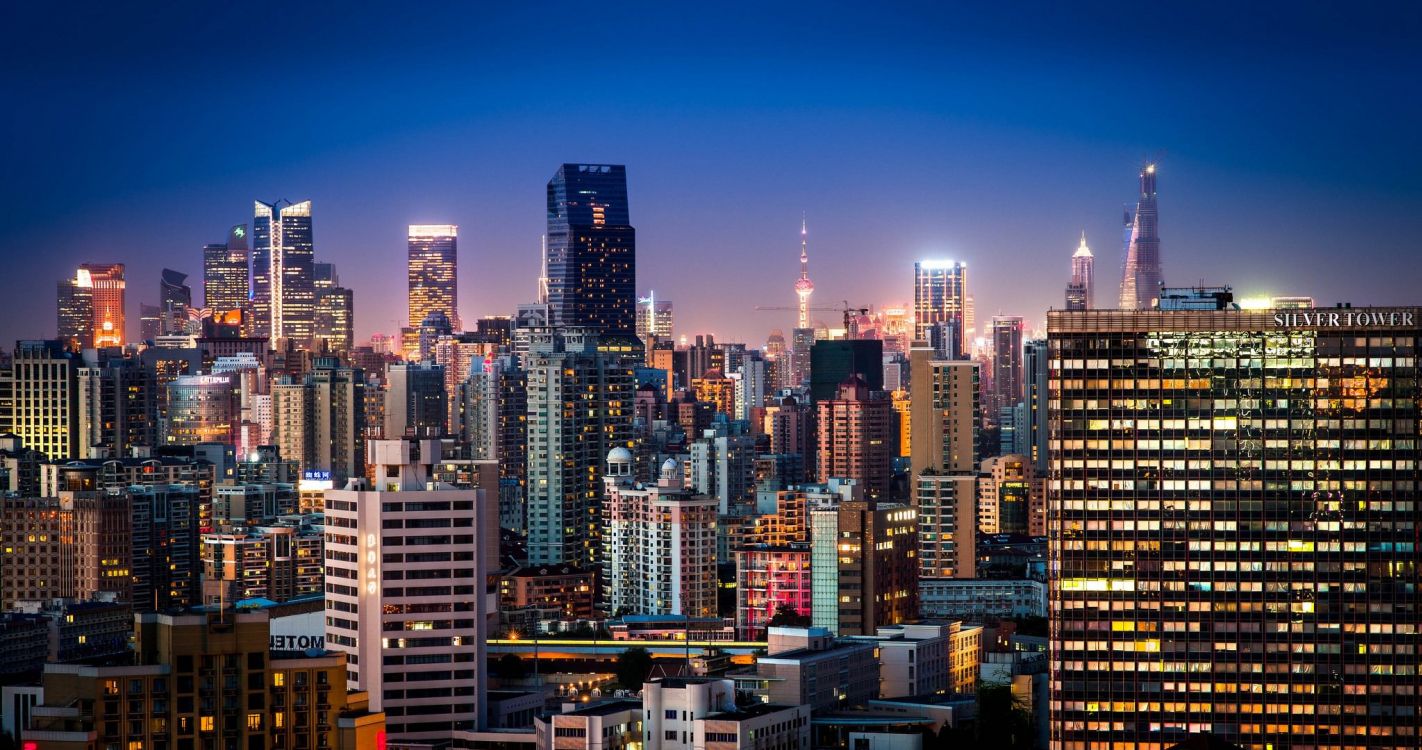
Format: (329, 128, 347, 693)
(1048, 305, 1421, 750)
(407, 225, 459, 358)
(252, 200, 314, 344)
(914, 260, 967, 355)
(546, 164, 636, 339)
(203, 224, 249, 315)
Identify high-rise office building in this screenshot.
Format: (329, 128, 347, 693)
(253, 199, 315, 344)
(810, 501, 918, 636)
(524, 327, 634, 566)
(909, 344, 979, 579)
(988, 316, 1024, 420)
(914, 260, 967, 355)
(56, 278, 94, 351)
(314, 285, 355, 354)
(384, 362, 447, 438)
(815, 375, 892, 500)
(546, 164, 636, 339)
(86, 264, 127, 348)
(203, 224, 249, 315)
(8, 340, 80, 460)
(809, 338, 884, 403)
(635, 291, 673, 341)
(163, 374, 240, 446)
(1065, 231, 1094, 311)
(60, 264, 126, 349)
(159, 268, 192, 335)
(405, 225, 460, 359)
(789, 327, 815, 387)
(324, 439, 489, 742)
(1048, 300, 1421, 750)
(1023, 338, 1049, 474)
(603, 451, 717, 617)
(1117, 163, 1162, 310)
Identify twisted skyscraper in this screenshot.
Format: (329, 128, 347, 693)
(1117, 164, 1161, 310)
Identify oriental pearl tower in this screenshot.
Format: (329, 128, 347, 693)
(795, 216, 814, 329)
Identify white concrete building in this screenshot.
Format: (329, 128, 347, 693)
(323, 438, 490, 743)
(603, 451, 717, 618)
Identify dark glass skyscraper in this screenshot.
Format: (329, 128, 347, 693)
(159, 268, 191, 335)
(252, 200, 315, 344)
(546, 164, 636, 340)
(1049, 299, 1422, 749)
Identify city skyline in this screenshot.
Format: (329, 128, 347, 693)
(3, 4, 1419, 348)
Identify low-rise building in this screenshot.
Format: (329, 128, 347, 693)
(918, 578, 1046, 621)
(500, 564, 597, 625)
(737, 627, 879, 712)
(22, 610, 384, 750)
(845, 623, 952, 699)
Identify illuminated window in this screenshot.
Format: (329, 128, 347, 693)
(200, 716, 214, 732)
(247, 713, 263, 731)
(273, 671, 285, 687)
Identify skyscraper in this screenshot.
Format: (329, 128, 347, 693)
(524, 327, 634, 566)
(815, 375, 892, 500)
(271, 359, 366, 484)
(909, 344, 979, 579)
(546, 164, 636, 339)
(314, 286, 354, 354)
(56, 278, 94, 351)
(384, 362, 447, 438)
(252, 199, 315, 344)
(159, 268, 192, 335)
(8, 340, 80, 459)
(988, 315, 1024, 420)
(1022, 338, 1049, 474)
(913, 260, 967, 355)
(1048, 299, 1421, 749)
(635, 290, 673, 340)
(1065, 231, 1094, 310)
(203, 224, 249, 315)
(1117, 163, 1162, 310)
(77, 354, 158, 458)
(61, 264, 126, 348)
(405, 224, 460, 359)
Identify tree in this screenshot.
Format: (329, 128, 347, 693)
(975, 682, 1038, 749)
(614, 646, 654, 689)
(766, 603, 812, 628)
(495, 653, 529, 680)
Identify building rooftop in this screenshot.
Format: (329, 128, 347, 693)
(705, 703, 802, 721)
(555, 699, 641, 718)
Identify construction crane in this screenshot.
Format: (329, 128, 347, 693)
(755, 301, 869, 333)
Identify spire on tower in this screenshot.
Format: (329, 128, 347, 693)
(793, 215, 814, 330)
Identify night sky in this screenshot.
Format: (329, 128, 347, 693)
(3, 2, 1419, 347)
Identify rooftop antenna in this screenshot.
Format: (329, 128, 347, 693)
(537, 235, 549, 304)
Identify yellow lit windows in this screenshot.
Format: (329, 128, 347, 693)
(200, 716, 214, 732)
